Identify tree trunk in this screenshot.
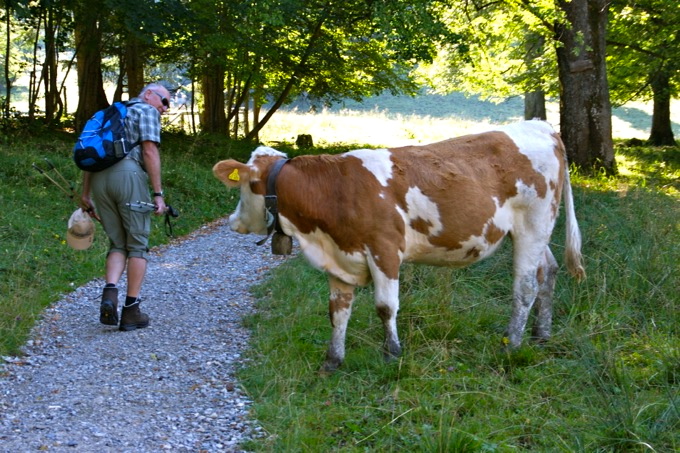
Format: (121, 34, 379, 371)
(126, 34, 145, 98)
(3, 2, 11, 119)
(524, 91, 546, 120)
(43, 6, 60, 123)
(190, 76, 197, 134)
(200, 61, 227, 134)
(648, 69, 676, 146)
(243, 88, 250, 136)
(251, 83, 263, 143)
(56, 51, 78, 120)
(245, 15, 327, 141)
(113, 52, 126, 103)
(524, 33, 546, 120)
(28, 12, 43, 122)
(555, 0, 615, 174)
(226, 72, 253, 138)
(74, 5, 108, 131)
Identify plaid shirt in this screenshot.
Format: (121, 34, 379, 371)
(125, 97, 161, 166)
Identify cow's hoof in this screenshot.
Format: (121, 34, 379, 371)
(530, 335, 550, 346)
(383, 351, 401, 363)
(383, 342, 402, 363)
(321, 360, 341, 374)
(500, 335, 522, 351)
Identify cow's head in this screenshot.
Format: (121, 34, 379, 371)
(213, 146, 288, 235)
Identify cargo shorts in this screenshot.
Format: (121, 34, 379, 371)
(91, 158, 151, 260)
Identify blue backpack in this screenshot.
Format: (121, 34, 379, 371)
(73, 101, 139, 172)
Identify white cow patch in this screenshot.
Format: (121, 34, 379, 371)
(454, 198, 515, 262)
(279, 216, 370, 286)
(394, 204, 458, 265)
(404, 186, 443, 236)
(365, 249, 400, 304)
(397, 192, 513, 266)
(248, 146, 287, 165)
(490, 197, 513, 232)
(493, 120, 560, 177)
(344, 148, 392, 187)
(515, 179, 540, 200)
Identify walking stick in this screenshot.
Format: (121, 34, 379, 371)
(32, 160, 102, 223)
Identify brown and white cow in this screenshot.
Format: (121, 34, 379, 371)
(213, 120, 585, 372)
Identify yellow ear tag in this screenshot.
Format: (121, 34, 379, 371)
(228, 169, 240, 182)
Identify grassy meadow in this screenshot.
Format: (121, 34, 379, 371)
(1, 94, 678, 451)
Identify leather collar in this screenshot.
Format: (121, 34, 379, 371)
(256, 158, 289, 245)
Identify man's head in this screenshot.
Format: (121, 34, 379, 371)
(139, 83, 171, 115)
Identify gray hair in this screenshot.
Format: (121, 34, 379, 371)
(138, 82, 168, 97)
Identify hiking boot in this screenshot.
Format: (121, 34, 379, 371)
(119, 300, 150, 331)
(100, 287, 119, 326)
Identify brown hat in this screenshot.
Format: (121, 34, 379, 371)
(66, 208, 95, 250)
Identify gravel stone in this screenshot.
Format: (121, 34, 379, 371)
(0, 218, 291, 452)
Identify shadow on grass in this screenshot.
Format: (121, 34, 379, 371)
(614, 106, 680, 138)
(291, 92, 526, 123)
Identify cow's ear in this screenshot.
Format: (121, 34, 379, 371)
(213, 160, 249, 188)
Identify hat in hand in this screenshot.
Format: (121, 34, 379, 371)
(66, 208, 95, 250)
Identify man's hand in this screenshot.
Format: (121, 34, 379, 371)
(80, 196, 101, 222)
(153, 196, 167, 216)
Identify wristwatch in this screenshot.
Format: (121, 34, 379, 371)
(153, 191, 164, 197)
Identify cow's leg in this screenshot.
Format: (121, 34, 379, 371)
(505, 238, 547, 348)
(367, 259, 402, 362)
(376, 290, 402, 362)
(531, 247, 558, 342)
(323, 275, 356, 372)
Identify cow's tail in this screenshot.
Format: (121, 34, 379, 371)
(562, 163, 586, 281)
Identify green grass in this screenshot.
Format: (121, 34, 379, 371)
(237, 142, 678, 451)
(1, 107, 678, 452)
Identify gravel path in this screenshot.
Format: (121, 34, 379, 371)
(0, 218, 291, 452)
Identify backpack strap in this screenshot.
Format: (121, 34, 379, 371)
(121, 100, 142, 151)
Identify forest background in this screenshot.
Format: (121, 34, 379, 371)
(1, 0, 678, 171)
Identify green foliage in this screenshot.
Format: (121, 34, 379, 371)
(607, 0, 680, 105)
(238, 142, 679, 451)
(370, 0, 454, 64)
(417, 0, 679, 114)
(417, 0, 563, 101)
(247, 0, 427, 106)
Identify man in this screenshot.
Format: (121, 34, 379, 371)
(80, 82, 171, 331)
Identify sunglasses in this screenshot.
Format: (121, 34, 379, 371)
(152, 91, 170, 108)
